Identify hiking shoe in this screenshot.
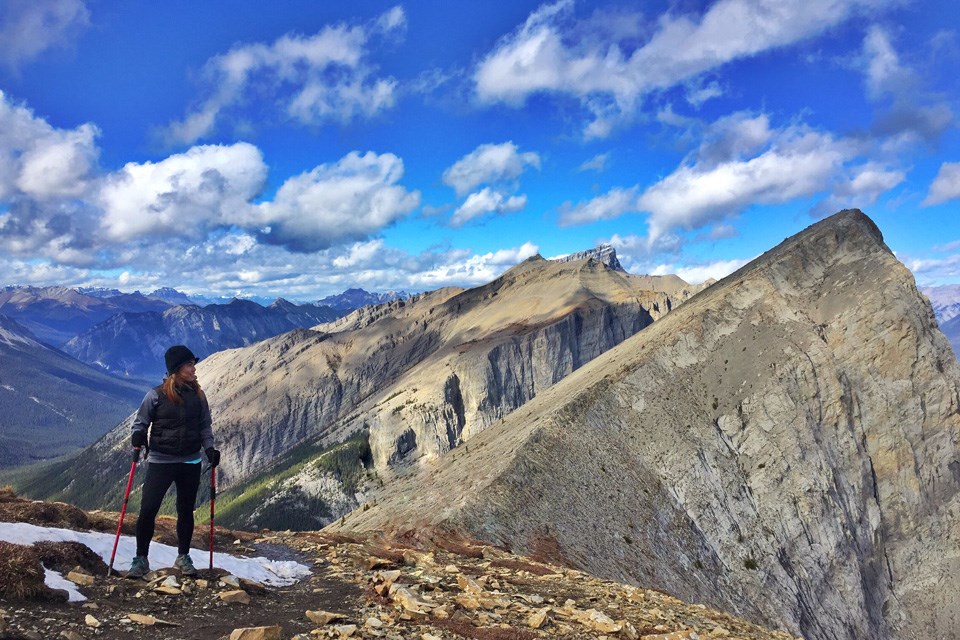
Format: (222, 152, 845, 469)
(174, 554, 197, 576)
(127, 555, 150, 579)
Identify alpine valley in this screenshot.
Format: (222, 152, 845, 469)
(5, 210, 959, 640)
(0, 287, 388, 465)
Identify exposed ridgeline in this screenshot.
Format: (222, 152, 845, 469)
(333, 210, 960, 640)
(203, 253, 686, 481)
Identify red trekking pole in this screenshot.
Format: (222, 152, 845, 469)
(209, 465, 216, 573)
(107, 447, 140, 577)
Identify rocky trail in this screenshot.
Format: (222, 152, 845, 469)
(0, 489, 799, 640)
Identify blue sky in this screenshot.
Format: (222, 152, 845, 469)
(0, 0, 958, 302)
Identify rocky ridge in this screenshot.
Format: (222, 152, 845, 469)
(203, 253, 689, 483)
(0, 489, 797, 640)
(331, 211, 960, 640)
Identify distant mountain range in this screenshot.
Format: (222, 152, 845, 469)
(62, 298, 341, 381)
(0, 286, 171, 346)
(316, 287, 412, 312)
(922, 284, 960, 357)
(0, 284, 408, 348)
(0, 316, 144, 468)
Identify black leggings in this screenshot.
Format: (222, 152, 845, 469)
(135, 462, 202, 556)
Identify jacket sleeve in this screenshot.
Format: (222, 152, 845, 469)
(199, 393, 215, 451)
(131, 388, 159, 439)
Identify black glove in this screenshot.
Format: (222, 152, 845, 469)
(205, 447, 221, 467)
(131, 431, 147, 449)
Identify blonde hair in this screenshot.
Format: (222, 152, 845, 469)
(161, 368, 204, 405)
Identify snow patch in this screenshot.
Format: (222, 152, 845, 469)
(44, 567, 87, 602)
(0, 522, 311, 589)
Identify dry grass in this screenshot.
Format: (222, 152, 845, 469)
(0, 495, 93, 529)
(0, 541, 55, 600)
(34, 540, 108, 575)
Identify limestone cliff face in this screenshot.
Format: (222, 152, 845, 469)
(333, 211, 960, 640)
(195, 254, 688, 486)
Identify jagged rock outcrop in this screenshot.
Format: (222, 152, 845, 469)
(555, 244, 625, 271)
(332, 210, 960, 640)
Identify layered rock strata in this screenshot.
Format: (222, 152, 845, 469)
(333, 210, 960, 640)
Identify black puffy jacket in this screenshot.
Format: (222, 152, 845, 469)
(148, 385, 205, 456)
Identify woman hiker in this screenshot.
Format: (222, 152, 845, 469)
(127, 345, 220, 578)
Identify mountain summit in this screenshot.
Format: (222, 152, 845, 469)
(332, 210, 960, 640)
(555, 244, 625, 272)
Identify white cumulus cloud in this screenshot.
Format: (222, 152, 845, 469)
(451, 188, 526, 227)
(558, 187, 639, 226)
(165, 7, 404, 144)
(0, 90, 99, 201)
(254, 151, 420, 252)
(442, 142, 540, 197)
(97, 143, 267, 242)
(0, 0, 90, 71)
(862, 26, 911, 100)
(923, 162, 960, 206)
(333, 239, 386, 269)
(811, 162, 905, 217)
(639, 128, 853, 247)
(475, 0, 895, 137)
